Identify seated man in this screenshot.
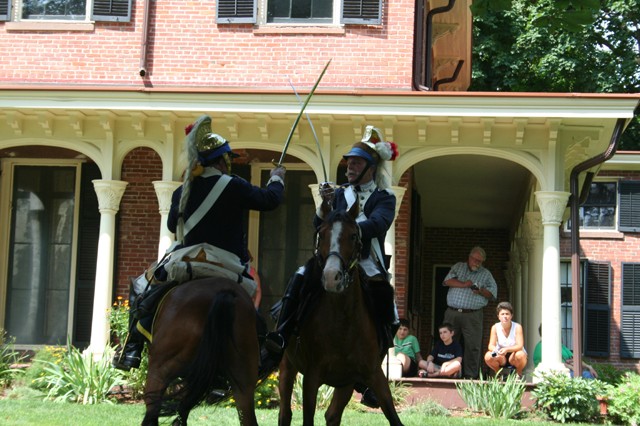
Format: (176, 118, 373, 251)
(393, 318, 424, 377)
(422, 323, 463, 378)
(533, 324, 598, 379)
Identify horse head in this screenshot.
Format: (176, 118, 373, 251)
(315, 202, 361, 293)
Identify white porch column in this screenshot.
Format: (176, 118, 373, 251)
(88, 180, 128, 358)
(534, 191, 571, 379)
(153, 180, 182, 259)
(524, 212, 543, 371)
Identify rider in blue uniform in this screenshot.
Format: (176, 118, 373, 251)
(113, 114, 285, 371)
(265, 125, 399, 407)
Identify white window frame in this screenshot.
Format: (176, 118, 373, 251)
(257, 0, 341, 26)
(565, 179, 619, 232)
(0, 158, 82, 350)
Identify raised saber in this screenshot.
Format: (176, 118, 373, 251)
(287, 76, 328, 182)
(275, 59, 332, 167)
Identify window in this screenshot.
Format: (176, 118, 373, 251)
(560, 260, 610, 356)
(267, 0, 332, 23)
(580, 181, 617, 230)
(1, 0, 131, 22)
(621, 263, 640, 358)
(216, 0, 382, 25)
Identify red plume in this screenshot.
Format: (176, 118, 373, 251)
(389, 142, 399, 160)
(185, 123, 194, 135)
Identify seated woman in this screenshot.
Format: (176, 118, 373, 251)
(484, 301, 527, 377)
(393, 318, 424, 377)
(422, 322, 463, 378)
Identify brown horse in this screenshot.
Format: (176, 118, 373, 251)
(277, 202, 404, 426)
(141, 277, 259, 426)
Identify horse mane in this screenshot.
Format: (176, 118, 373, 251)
(323, 207, 356, 226)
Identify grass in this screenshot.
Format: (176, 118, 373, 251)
(0, 398, 594, 426)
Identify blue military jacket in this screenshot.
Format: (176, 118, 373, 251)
(168, 171, 284, 264)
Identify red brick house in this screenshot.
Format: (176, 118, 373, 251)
(0, 0, 638, 377)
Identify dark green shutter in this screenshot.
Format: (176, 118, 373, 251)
(92, 0, 132, 22)
(0, 0, 11, 21)
(619, 181, 640, 232)
(584, 261, 610, 356)
(341, 0, 382, 24)
(621, 263, 640, 358)
(217, 0, 256, 24)
(72, 163, 101, 348)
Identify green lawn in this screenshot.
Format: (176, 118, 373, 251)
(0, 398, 591, 425)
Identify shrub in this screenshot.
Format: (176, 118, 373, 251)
(292, 373, 334, 409)
(255, 371, 279, 408)
(107, 296, 130, 346)
(23, 346, 68, 391)
(0, 329, 25, 388)
(532, 371, 609, 423)
(592, 362, 625, 386)
(456, 370, 525, 419)
(401, 398, 450, 417)
(107, 295, 148, 400)
(35, 342, 124, 404)
(607, 372, 640, 426)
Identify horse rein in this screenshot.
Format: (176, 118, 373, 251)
(314, 221, 362, 291)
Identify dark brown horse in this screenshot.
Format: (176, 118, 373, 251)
(141, 277, 259, 426)
(277, 202, 403, 426)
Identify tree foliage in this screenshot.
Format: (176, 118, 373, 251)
(470, 0, 640, 149)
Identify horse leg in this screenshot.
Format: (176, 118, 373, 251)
(277, 355, 297, 426)
(141, 369, 168, 426)
(324, 385, 353, 426)
(226, 342, 259, 426)
(302, 374, 322, 426)
(369, 371, 404, 426)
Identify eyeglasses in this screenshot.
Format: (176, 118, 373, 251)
(469, 255, 484, 264)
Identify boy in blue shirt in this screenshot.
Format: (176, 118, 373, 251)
(423, 323, 463, 378)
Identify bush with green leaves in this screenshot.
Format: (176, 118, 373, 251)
(107, 295, 149, 399)
(292, 373, 335, 409)
(532, 371, 610, 423)
(23, 346, 68, 391)
(35, 342, 124, 404)
(456, 370, 526, 419)
(592, 362, 625, 386)
(0, 329, 25, 388)
(607, 372, 640, 426)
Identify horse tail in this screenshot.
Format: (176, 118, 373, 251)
(180, 288, 237, 411)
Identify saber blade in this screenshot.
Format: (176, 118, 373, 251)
(276, 59, 332, 166)
(288, 76, 328, 182)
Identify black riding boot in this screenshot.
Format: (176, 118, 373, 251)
(112, 324, 144, 371)
(264, 271, 304, 356)
(112, 287, 145, 371)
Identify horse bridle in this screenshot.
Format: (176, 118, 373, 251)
(314, 222, 362, 291)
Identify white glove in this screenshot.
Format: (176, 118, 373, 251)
(319, 182, 335, 205)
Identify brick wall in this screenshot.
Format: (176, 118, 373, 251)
(418, 228, 510, 356)
(0, 1, 415, 89)
(560, 171, 640, 372)
(394, 170, 413, 318)
(114, 147, 163, 299)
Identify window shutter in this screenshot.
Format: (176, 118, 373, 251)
(217, 0, 256, 24)
(621, 263, 640, 358)
(584, 261, 610, 356)
(341, 0, 382, 24)
(0, 0, 11, 21)
(619, 181, 640, 232)
(92, 0, 132, 22)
